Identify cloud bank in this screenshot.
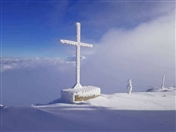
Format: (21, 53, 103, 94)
(0, 57, 83, 105)
(81, 9, 175, 93)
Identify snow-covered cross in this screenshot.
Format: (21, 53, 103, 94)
(60, 22, 93, 89)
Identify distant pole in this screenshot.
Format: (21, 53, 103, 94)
(161, 75, 165, 89)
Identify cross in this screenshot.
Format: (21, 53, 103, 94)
(60, 22, 93, 89)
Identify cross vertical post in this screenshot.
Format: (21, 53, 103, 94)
(75, 22, 81, 88)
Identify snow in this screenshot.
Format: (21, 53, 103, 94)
(146, 86, 176, 92)
(1, 87, 176, 131)
(61, 86, 101, 103)
(87, 91, 175, 110)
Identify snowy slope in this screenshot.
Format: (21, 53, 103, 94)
(87, 91, 176, 110)
(1, 89, 176, 131)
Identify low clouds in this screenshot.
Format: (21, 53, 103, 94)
(1, 57, 64, 72)
(81, 9, 175, 93)
(0, 56, 87, 72)
(66, 56, 86, 62)
(1, 57, 76, 105)
(0, 57, 87, 105)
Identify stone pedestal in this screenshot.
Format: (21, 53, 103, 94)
(61, 86, 101, 103)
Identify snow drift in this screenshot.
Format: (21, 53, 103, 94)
(1, 88, 175, 131)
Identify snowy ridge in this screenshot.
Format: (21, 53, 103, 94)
(146, 86, 176, 92)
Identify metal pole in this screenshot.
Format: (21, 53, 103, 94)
(161, 75, 165, 89)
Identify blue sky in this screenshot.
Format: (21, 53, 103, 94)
(1, 0, 174, 58)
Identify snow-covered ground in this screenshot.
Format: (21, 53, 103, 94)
(1, 87, 176, 131)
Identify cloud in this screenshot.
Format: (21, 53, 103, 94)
(0, 57, 75, 72)
(1, 57, 77, 105)
(0, 56, 89, 73)
(0, 56, 90, 105)
(66, 55, 86, 62)
(48, 1, 175, 45)
(81, 9, 175, 93)
(78, 1, 175, 29)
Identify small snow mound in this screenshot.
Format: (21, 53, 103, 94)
(85, 95, 109, 106)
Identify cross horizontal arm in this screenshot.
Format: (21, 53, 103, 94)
(80, 42, 93, 48)
(60, 39, 93, 48)
(60, 39, 78, 46)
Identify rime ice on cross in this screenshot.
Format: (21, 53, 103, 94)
(60, 22, 93, 89)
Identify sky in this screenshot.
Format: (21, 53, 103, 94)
(0, 0, 175, 105)
(1, 0, 174, 58)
